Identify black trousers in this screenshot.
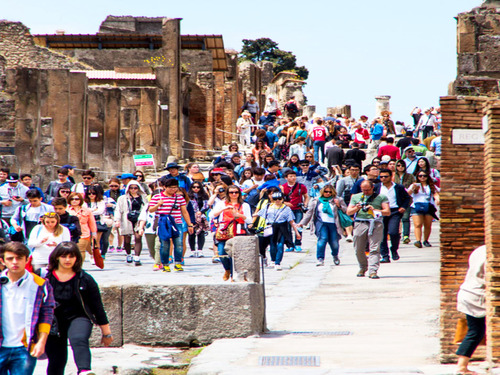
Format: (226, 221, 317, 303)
(45, 317, 93, 375)
(188, 232, 206, 251)
(456, 314, 486, 358)
(380, 210, 402, 258)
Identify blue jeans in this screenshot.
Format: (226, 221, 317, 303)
(292, 210, 303, 247)
(316, 222, 339, 260)
(160, 223, 184, 264)
(269, 236, 285, 265)
(0, 346, 37, 375)
(313, 141, 326, 163)
(217, 241, 232, 272)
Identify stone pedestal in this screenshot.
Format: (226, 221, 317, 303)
(225, 235, 260, 283)
(375, 95, 391, 117)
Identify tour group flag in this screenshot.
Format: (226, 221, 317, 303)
(133, 154, 155, 167)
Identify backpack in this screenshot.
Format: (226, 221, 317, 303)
(285, 102, 299, 113)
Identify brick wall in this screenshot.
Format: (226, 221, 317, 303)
(483, 100, 500, 364)
(439, 96, 487, 362)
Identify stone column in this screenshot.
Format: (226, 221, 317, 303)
(375, 95, 391, 117)
(327, 105, 351, 118)
(162, 18, 183, 159)
(302, 105, 316, 119)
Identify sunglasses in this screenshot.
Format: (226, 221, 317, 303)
(109, 185, 120, 188)
(192, 186, 201, 189)
(44, 212, 57, 218)
(418, 175, 428, 178)
(70, 198, 81, 201)
(380, 175, 390, 178)
(228, 191, 240, 195)
(323, 191, 333, 194)
(129, 186, 139, 189)
(60, 190, 70, 194)
(82, 177, 93, 180)
(88, 192, 96, 195)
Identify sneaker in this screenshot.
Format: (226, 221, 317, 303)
(285, 247, 295, 252)
(80, 371, 96, 375)
(212, 256, 221, 263)
(153, 264, 161, 271)
(134, 256, 142, 266)
(198, 251, 204, 258)
(346, 235, 353, 243)
(162, 265, 171, 272)
(316, 259, 324, 267)
(174, 264, 184, 272)
(268, 261, 275, 268)
(223, 270, 231, 281)
(189, 251, 197, 258)
(108, 246, 115, 253)
(126, 255, 133, 263)
(116, 246, 123, 253)
(294, 246, 302, 252)
(357, 269, 366, 277)
(181, 257, 185, 265)
(169, 256, 173, 264)
(333, 256, 340, 265)
(392, 253, 400, 261)
(380, 257, 391, 263)
(402, 236, 410, 244)
(274, 264, 282, 271)
(414, 241, 423, 248)
(369, 273, 380, 279)
(423, 241, 432, 247)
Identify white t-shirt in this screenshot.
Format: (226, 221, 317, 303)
(1, 270, 30, 347)
(318, 203, 335, 223)
(380, 183, 397, 209)
(410, 183, 439, 207)
(28, 225, 71, 266)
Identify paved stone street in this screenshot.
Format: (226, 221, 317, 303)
(33, 222, 487, 374)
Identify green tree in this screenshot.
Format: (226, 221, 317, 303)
(240, 38, 309, 80)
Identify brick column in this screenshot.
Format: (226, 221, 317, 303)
(483, 99, 500, 364)
(439, 96, 487, 362)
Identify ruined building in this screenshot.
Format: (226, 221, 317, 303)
(0, 16, 306, 186)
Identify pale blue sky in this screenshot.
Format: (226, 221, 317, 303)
(2, 0, 481, 123)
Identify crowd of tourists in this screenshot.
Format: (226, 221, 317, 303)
(0, 98, 447, 374)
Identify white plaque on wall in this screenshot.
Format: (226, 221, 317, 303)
(452, 129, 485, 145)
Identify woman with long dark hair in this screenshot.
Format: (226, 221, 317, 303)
(45, 242, 112, 375)
(187, 182, 209, 258)
(211, 185, 251, 280)
(394, 159, 415, 244)
(408, 171, 440, 248)
(413, 157, 440, 187)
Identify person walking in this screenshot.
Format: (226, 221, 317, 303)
(114, 181, 149, 266)
(394, 159, 415, 244)
(0, 242, 55, 375)
(455, 245, 486, 375)
(346, 180, 390, 279)
(27, 212, 71, 272)
(254, 191, 301, 271)
(281, 169, 308, 252)
(67, 192, 97, 262)
(45, 242, 113, 375)
(407, 171, 440, 248)
(211, 186, 252, 280)
(187, 182, 210, 258)
(299, 185, 346, 266)
(378, 169, 411, 263)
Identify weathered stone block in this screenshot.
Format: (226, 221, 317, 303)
(122, 284, 264, 346)
(225, 235, 260, 283)
(90, 286, 123, 347)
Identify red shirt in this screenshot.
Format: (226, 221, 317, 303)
(311, 126, 327, 142)
(281, 183, 307, 210)
(377, 144, 401, 160)
(149, 192, 186, 224)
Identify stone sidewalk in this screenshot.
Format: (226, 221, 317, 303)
(33, 222, 488, 374)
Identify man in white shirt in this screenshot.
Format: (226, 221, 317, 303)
(378, 169, 411, 263)
(0, 242, 55, 374)
(417, 108, 438, 140)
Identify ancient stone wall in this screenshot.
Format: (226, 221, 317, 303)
(58, 49, 164, 70)
(439, 96, 487, 362)
(0, 21, 87, 70)
(98, 15, 164, 35)
(453, 3, 500, 95)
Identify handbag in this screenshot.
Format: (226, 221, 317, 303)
(453, 317, 486, 345)
(92, 240, 104, 269)
(414, 202, 430, 214)
(215, 220, 236, 241)
(338, 209, 354, 229)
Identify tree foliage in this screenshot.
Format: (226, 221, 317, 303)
(240, 38, 309, 80)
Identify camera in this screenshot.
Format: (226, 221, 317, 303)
(360, 202, 370, 212)
(217, 188, 225, 193)
(298, 202, 308, 213)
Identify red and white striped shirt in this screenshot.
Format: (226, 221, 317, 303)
(149, 192, 186, 224)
